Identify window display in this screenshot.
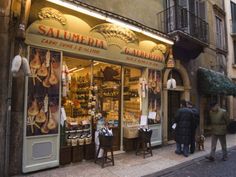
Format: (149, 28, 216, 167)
(62, 57, 92, 146)
(148, 69, 161, 124)
(123, 67, 142, 127)
(26, 47, 61, 136)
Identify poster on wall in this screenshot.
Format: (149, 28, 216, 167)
(148, 69, 161, 124)
(26, 47, 61, 136)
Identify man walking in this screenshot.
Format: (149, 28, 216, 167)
(174, 100, 194, 157)
(205, 101, 229, 161)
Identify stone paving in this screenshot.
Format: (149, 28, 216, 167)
(145, 146, 236, 177)
(14, 134, 236, 177)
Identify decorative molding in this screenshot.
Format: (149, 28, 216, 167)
(213, 4, 225, 16)
(90, 23, 138, 44)
(38, 8, 67, 25)
(150, 44, 167, 54)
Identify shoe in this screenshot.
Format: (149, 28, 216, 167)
(183, 154, 188, 157)
(205, 156, 215, 161)
(222, 157, 228, 161)
(175, 150, 182, 155)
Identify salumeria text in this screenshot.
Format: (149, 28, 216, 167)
(37, 24, 107, 49)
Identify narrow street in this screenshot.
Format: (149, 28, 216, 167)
(145, 147, 236, 177)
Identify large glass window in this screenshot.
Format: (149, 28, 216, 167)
(123, 67, 142, 126)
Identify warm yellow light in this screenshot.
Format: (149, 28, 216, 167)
(72, 68, 84, 73)
(46, 0, 106, 20)
(93, 62, 100, 66)
(142, 31, 174, 45)
(46, 0, 174, 45)
(68, 67, 77, 72)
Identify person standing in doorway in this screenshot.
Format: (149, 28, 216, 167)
(187, 101, 199, 154)
(205, 101, 229, 161)
(174, 100, 194, 157)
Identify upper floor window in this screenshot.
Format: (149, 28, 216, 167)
(231, 1, 236, 33)
(215, 16, 226, 50)
(233, 40, 236, 64)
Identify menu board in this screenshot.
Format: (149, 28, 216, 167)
(26, 47, 61, 136)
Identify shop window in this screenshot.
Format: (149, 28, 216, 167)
(123, 67, 142, 127)
(62, 57, 93, 148)
(93, 61, 121, 150)
(148, 69, 162, 124)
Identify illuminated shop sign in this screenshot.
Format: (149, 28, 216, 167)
(35, 24, 107, 49)
(122, 47, 164, 63)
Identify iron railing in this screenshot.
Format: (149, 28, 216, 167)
(157, 5, 209, 44)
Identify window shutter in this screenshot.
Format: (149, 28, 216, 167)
(199, 1, 206, 20)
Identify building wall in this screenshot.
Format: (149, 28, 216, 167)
(0, 0, 13, 176)
(80, 0, 164, 29)
(225, 0, 236, 119)
(186, 0, 228, 131)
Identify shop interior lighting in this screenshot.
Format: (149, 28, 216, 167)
(72, 67, 84, 73)
(68, 67, 77, 72)
(46, 0, 174, 45)
(93, 62, 100, 66)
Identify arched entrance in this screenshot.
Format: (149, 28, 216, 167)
(163, 60, 191, 143)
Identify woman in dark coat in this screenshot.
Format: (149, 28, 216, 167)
(174, 100, 194, 157)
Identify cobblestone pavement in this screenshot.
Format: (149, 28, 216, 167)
(14, 134, 236, 177)
(144, 146, 236, 177)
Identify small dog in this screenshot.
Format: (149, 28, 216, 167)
(196, 135, 205, 151)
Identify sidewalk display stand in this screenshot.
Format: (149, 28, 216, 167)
(136, 129, 153, 158)
(95, 135, 114, 168)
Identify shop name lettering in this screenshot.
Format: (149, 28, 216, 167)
(123, 47, 164, 62)
(37, 24, 107, 49)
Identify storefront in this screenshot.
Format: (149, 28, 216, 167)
(22, 0, 173, 173)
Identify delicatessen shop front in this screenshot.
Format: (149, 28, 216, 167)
(22, 2, 172, 173)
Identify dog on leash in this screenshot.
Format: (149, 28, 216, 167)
(196, 135, 205, 151)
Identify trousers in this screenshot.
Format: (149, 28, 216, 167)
(210, 134, 227, 158)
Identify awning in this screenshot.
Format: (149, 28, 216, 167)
(197, 67, 236, 96)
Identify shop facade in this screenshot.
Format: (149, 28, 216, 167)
(21, 1, 173, 173)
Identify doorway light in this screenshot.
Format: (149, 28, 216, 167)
(46, 0, 174, 45)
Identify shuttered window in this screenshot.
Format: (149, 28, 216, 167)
(231, 1, 236, 33)
(216, 16, 226, 50)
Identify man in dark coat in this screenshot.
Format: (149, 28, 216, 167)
(175, 100, 194, 157)
(187, 101, 200, 154)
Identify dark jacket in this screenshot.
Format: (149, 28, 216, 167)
(175, 107, 194, 145)
(190, 107, 199, 130)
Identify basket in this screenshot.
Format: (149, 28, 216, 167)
(99, 135, 113, 147)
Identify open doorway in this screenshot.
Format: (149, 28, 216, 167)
(167, 90, 181, 140)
